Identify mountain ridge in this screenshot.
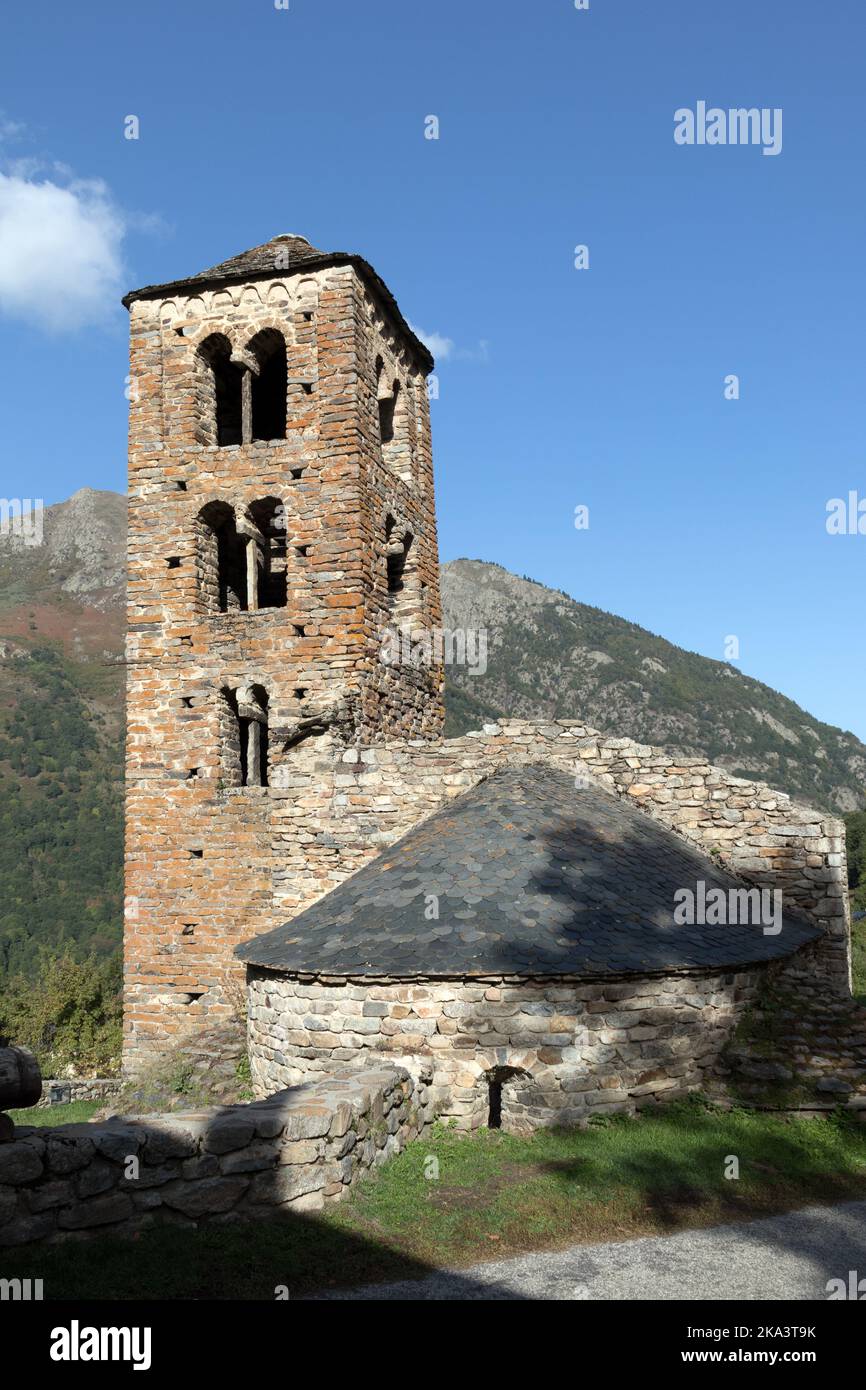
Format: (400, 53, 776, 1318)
(441, 556, 866, 813)
(0, 489, 862, 975)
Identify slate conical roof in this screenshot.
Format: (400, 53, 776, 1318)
(122, 234, 434, 369)
(236, 765, 821, 979)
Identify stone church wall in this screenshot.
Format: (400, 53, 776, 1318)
(246, 961, 774, 1130)
(125, 715, 850, 1071)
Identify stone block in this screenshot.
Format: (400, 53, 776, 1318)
(58, 1192, 134, 1230)
(0, 1141, 44, 1185)
(161, 1177, 250, 1217)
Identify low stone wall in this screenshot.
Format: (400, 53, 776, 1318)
(248, 962, 776, 1130)
(721, 941, 866, 1105)
(0, 1066, 432, 1248)
(36, 1079, 122, 1108)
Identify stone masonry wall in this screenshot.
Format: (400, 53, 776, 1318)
(0, 1067, 432, 1248)
(125, 716, 851, 1071)
(247, 962, 773, 1131)
(36, 1080, 123, 1109)
(125, 257, 442, 1064)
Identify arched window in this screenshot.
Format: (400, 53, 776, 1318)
(384, 515, 416, 623)
(197, 502, 248, 612)
(375, 359, 413, 481)
(222, 685, 269, 787)
(484, 1066, 532, 1130)
(197, 335, 243, 447)
(248, 497, 288, 609)
(248, 329, 287, 442)
(379, 379, 398, 445)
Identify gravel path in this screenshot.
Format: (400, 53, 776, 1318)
(310, 1201, 866, 1300)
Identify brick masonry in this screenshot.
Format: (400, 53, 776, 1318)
(125, 247, 442, 1065)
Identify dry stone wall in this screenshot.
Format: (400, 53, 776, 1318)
(36, 1080, 122, 1109)
(247, 964, 771, 1130)
(0, 1067, 431, 1248)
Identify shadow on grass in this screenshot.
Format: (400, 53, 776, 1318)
(528, 1100, 866, 1244)
(0, 1091, 533, 1302)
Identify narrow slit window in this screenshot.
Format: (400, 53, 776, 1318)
(224, 685, 269, 788)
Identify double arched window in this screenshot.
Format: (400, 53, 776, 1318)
(196, 330, 287, 447)
(196, 498, 288, 613)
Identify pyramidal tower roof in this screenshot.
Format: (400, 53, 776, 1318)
(122, 233, 434, 368)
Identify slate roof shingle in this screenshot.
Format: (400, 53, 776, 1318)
(236, 765, 821, 979)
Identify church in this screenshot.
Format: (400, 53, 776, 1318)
(123, 236, 851, 1131)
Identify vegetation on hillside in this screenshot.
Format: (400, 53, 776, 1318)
(845, 807, 866, 910)
(0, 643, 123, 979)
(0, 950, 122, 1075)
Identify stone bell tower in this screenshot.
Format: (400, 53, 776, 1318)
(123, 235, 442, 1067)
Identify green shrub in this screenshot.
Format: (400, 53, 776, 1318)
(0, 949, 122, 1075)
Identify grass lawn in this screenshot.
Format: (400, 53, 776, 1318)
(4, 1096, 866, 1299)
(7, 1101, 101, 1128)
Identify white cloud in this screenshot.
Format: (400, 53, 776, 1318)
(408, 322, 454, 360)
(0, 169, 126, 332)
(408, 321, 490, 366)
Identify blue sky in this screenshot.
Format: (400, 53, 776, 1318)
(1, 0, 864, 741)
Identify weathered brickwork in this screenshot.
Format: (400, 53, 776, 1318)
(125, 241, 443, 1066)
(0, 1067, 433, 1248)
(247, 965, 769, 1130)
